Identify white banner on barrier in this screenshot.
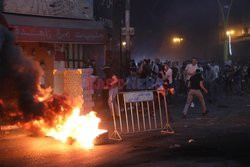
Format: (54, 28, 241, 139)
(124, 91, 154, 103)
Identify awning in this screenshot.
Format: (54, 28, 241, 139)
(3, 13, 106, 44)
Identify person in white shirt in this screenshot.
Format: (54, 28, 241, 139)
(212, 64, 220, 79)
(162, 63, 174, 121)
(185, 58, 198, 108)
(185, 58, 198, 81)
(163, 63, 173, 85)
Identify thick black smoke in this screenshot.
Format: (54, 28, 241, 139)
(0, 25, 47, 122)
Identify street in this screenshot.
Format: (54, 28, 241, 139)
(1, 0, 250, 167)
(1, 94, 250, 167)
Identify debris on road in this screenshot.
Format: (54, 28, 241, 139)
(169, 144, 181, 149)
(188, 139, 195, 143)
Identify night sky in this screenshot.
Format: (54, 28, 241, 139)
(131, 0, 250, 62)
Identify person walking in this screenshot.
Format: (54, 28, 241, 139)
(182, 69, 209, 118)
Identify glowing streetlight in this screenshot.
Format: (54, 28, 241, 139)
(172, 37, 184, 44)
(226, 30, 235, 56)
(226, 30, 235, 36)
(122, 41, 127, 47)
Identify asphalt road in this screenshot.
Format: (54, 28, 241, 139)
(1, 94, 250, 167)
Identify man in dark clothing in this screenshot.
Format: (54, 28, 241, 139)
(172, 62, 179, 93)
(182, 69, 208, 117)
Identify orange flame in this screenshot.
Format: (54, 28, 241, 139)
(35, 87, 53, 102)
(9, 85, 107, 149)
(32, 108, 107, 149)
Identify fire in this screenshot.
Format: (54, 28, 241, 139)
(0, 27, 107, 150)
(33, 108, 107, 149)
(14, 87, 107, 150)
(35, 87, 53, 102)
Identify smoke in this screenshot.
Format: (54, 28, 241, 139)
(0, 25, 72, 125)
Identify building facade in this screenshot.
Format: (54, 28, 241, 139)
(1, 0, 107, 88)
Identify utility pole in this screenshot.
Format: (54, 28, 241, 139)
(121, 0, 134, 76)
(217, 0, 234, 63)
(125, 0, 131, 75)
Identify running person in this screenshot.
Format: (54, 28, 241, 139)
(182, 69, 209, 118)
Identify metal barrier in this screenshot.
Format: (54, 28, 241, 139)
(110, 90, 174, 141)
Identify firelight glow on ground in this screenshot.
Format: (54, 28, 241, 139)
(34, 108, 107, 149)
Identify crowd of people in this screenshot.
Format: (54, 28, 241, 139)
(124, 58, 249, 117)
(104, 57, 250, 118)
(128, 58, 250, 97)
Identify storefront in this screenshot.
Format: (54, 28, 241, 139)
(3, 13, 107, 88)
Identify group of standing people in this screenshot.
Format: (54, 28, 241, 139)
(104, 57, 250, 118)
(130, 57, 250, 96)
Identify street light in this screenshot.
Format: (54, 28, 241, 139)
(226, 30, 235, 36)
(172, 37, 184, 61)
(172, 37, 184, 44)
(226, 29, 235, 56)
(122, 41, 127, 47)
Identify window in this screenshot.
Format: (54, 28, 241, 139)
(65, 44, 87, 69)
